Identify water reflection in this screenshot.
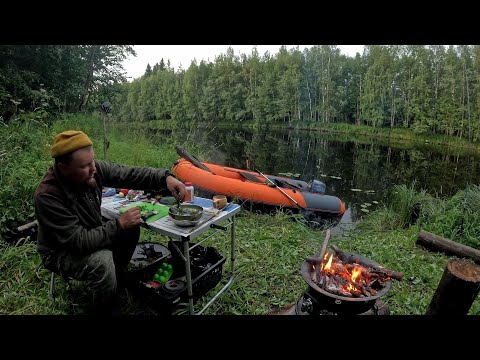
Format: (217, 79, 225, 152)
(146, 126, 480, 223)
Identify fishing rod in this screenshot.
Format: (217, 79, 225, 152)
(255, 169, 306, 211)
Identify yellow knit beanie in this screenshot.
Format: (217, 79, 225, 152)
(51, 130, 93, 158)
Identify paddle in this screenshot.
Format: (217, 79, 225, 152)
(223, 167, 306, 190)
(175, 145, 214, 174)
(255, 169, 306, 211)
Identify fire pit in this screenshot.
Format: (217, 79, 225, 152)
(296, 232, 402, 315)
(299, 250, 393, 315)
(272, 231, 402, 316)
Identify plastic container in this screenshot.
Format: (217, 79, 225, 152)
(153, 262, 174, 283)
(127, 242, 225, 311)
(184, 182, 194, 202)
(167, 241, 226, 301)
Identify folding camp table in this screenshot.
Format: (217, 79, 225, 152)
(101, 195, 240, 315)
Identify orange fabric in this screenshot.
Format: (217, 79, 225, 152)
(173, 160, 307, 209)
(172, 159, 347, 215)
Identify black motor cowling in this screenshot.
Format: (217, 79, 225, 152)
(308, 180, 326, 194)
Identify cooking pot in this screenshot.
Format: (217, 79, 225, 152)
(168, 204, 204, 227)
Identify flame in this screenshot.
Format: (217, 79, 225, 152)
(314, 251, 386, 297)
(323, 253, 333, 271)
(347, 283, 357, 292)
(351, 267, 362, 283)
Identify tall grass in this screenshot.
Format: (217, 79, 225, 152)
(0, 119, 53, 232)
(0, 241, 72, 314)
(359, 183, 480, 249)
(420, 186, 480, 249)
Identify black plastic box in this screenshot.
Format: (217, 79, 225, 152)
(168, 241, 226, 301)
(126, 241, 225, 312)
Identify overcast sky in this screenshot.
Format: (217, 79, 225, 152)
(122, 45, 364, 81)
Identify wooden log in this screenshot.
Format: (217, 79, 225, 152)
(331, 245, 403, 281)
(306, 230, 332, 264)
(306, 256, 322, 264)
(315, 230, 331, 283)
(318, 229, 331, 263)
(426, 259, 480, 315)
(369, 269, 403, 281)
(417, 230, 480, 264)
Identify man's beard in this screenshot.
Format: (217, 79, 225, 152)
(86, 177, 97, 188)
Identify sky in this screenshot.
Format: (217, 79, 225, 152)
(122, 45, 364, 81)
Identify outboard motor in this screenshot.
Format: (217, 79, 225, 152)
(308, 180, 326, 194)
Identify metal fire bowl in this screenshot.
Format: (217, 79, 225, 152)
(301, 258, 392, 304)
(168, 204, 204, 227)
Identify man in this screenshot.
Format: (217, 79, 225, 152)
(34, 130, 186, 315)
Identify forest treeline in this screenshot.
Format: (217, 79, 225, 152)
(2, 45, 480, 142)
(117, 45, 480, 142)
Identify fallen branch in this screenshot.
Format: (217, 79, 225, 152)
(316, 230, 331, 282)
(318, 229, 331, 261)
(305, 229, 332, 265)
(417, 230, 480, 264)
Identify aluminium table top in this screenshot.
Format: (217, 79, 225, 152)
(101, 195, 241, 240)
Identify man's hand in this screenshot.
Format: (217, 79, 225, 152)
(166, 175, 187, 201)
(118, 207, 141, 229)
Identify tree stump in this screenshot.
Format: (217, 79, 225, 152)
(426, 260, 480, 315)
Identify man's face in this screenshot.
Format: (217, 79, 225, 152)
(58, 146, 97, 188)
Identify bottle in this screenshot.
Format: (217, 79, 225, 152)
(184, 182, 194, 202)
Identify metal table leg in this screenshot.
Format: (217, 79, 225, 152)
(183, 239, 195, 315)
(175, 215, 237, 315)
(230, 215, 235, 276)
(196, 215, 236, 315)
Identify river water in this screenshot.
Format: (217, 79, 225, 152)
(146, 126, 480, 231)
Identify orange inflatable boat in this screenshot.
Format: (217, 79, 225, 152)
(171, 147, 346, 221)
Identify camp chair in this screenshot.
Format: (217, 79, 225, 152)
(35, 262, 75, 301)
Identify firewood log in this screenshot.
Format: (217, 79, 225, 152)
(417, 230, 480, 264)
(331, 245, 403, 281)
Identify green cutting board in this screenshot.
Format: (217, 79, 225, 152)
(118, 202, 170, 223)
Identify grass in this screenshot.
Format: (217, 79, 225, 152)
(1, 113, 479, 315)
(0, 241, 71, 315)
(3, 208, 478, 315)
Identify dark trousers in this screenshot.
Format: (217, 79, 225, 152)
(55, 226, 140, 309)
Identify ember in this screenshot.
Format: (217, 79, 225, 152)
(312, 250, 389, 298)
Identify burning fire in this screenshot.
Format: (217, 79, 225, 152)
(313, 251, 389, 298)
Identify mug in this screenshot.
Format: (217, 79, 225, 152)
(213, 195, 227, 210)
